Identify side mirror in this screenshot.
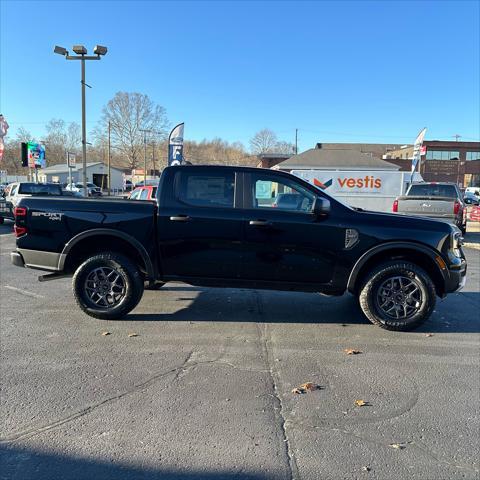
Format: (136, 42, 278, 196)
(312, 197, 330, 216)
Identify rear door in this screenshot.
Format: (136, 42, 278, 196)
(157, 167, 244, 279)
(239, 171, 344, 285)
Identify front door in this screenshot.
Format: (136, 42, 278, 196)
(240, 172, 344, 285)
(157, 168, 244, 280)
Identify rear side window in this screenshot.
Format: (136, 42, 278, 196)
(408, 184, 457, 198)
(178, 172, 235, 208)
(139, 189, 149, 200)
(18, 183, 62, 195)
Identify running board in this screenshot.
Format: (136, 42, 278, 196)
(38, 272, 71, 282)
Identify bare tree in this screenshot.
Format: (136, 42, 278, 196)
(15, 127, 35, 144)
(250, 129, 295, 155)
(98, 92, 169, 170)
(249, 128, 278, 154)
(43, 119, 81, 165)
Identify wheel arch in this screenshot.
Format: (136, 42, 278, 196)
(60, 229, 155, 279)
(348, 242, 447, 297)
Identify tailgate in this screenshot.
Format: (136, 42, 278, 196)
(396, 196, 455, 218)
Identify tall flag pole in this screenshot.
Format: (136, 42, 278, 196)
(168, 123, 184, 166)
(410, 127, 427, 183)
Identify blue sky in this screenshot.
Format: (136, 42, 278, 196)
(1, 0, 479, 151)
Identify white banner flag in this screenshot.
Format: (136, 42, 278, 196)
(411, 127, 427, 174)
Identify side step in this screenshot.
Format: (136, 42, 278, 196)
(38, 272, 71, 282)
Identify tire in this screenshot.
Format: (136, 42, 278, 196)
(359, 261, 436, 331)
(72, 252, 144, 320)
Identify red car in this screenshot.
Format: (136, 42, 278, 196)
(128, 186, 157, 201)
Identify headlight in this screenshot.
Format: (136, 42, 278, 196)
(451, 231, 463, 257)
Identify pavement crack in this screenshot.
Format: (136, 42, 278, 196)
(253, 290, 299, 480)
(0, 350, 194, 445)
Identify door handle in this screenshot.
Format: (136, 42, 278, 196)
(170, 215, 191, 222)
(249, 220, 272, 227)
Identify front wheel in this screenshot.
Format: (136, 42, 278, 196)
(359, 261, 436, 331)
(73, 252, 144, 320)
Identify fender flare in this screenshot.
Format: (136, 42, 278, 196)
(347, 241, 446, 293)
(60, 228, 155, 279)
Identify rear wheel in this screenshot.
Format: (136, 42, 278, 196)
(73, 252, 144, 320)
(359, 261, 436, 331)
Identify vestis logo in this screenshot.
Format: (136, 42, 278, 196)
(313, 176, 382, 190)
(313, 178, 333, 189)
(337, 176, 382, 189)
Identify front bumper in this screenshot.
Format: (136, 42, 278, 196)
(444, 258, 467, 293)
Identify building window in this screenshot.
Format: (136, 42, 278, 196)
(425, 150, 460, 161)
(466, 152, 480, 161)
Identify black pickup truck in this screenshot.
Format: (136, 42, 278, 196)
(11, 165, 467, 331)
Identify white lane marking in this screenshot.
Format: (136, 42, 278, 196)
(3, 286, 44, 299)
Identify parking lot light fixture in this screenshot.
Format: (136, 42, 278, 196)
(54, 44, 107, 196)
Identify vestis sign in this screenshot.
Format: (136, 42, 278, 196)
(295, 171, 399, 196)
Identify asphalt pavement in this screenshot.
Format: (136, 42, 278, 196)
(0, 220, 479, 480)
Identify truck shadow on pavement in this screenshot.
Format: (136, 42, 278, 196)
(0, 445, 269, 480)
(128, 286, 480, 333)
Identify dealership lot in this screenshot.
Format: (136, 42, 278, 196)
(0, 222, 479, 480)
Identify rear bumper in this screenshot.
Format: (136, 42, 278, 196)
(11, 248, 65, 272)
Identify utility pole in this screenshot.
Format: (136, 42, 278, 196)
(295, 128, 298, 155)
(107, 121, 111, 195)
(152, 140, 156, 177)
(452, 134, 462, 142)
(141, 130, 148, 184)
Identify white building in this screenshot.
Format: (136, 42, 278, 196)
(38, 162, 126, 190)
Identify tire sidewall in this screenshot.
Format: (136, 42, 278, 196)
(360, 262, 436, 331)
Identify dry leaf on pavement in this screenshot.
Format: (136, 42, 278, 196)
(128, 332, 138, 337)
(425, 333, 433, 337)
(354, 399, 368, 406)
(344, 348, 362, 355)
(101, 331, 111, 336)
(389, 443, 406, 449)
(292, 382, 321, 394)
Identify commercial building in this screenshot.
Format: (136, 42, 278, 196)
(383, 140, 480, 187)
(38, 162, 126, 190)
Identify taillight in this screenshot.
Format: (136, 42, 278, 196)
(453, 201, 460, 215)
(14, 225, 27, 237)
(14, 206, 27, 217)
(392, 200, 398, 212)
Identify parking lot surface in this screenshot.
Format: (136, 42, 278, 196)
(0, 221, 479, 480)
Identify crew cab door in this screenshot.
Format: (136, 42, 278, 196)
(239, 171, 344, 285)
(157, 167, 243, 279)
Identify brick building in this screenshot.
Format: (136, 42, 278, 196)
(383, 140, 480, 187)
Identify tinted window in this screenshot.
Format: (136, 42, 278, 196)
(252, 175, 315, 212)
(18, 183, 62, 195)
(139, 189, 149, 200)
(408, 184, 457, 198)
(178, 172, 235, 208)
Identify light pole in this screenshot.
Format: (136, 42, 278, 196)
(54, 44, 107, 197)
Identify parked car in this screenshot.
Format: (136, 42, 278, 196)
(128, 186, 157, 201)
(134, 180, 158, 188)
(65, 182, 102, 197)
(11, 165, 466, 331)
(393, 182, 466, 234)
(464, 189, 480, 205)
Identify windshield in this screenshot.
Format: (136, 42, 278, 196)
(408, 184, 457, 198)
(18, 183, 62, 195)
